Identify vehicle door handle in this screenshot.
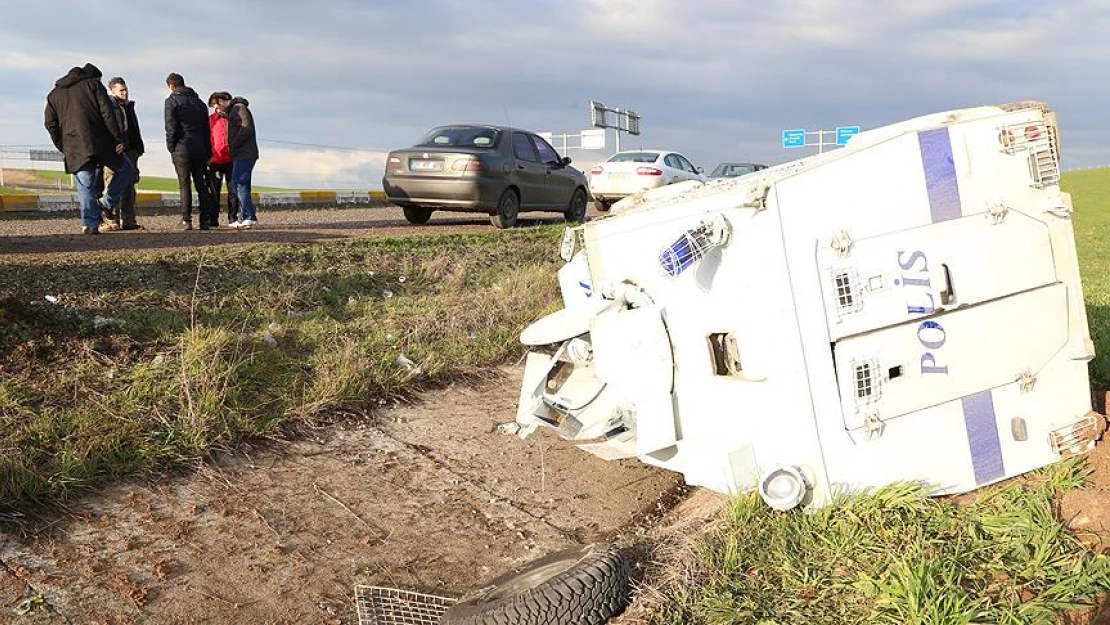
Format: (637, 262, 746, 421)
(939, 263, 955, 305)
(518, 165, 525, 170)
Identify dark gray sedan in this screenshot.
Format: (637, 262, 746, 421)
(382, 124, 590, 228)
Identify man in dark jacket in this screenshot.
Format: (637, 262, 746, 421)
(214, 93, 259, 229)
(164, 72, 214, 230)
(44, 63, 135, 235)
(103, 76, 145, 230)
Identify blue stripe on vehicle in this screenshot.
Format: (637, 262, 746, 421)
(918, 127, 962, 223)
(961, 390, 1005, 485)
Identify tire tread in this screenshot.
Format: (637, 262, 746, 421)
(442, 543, 630, 625)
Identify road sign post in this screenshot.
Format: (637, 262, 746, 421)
(590, 100, 640, 154)
(782, 126, 861, 153)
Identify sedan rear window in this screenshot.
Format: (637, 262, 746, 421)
(415, 126, 501, 148)
(607, 152, 660, 163)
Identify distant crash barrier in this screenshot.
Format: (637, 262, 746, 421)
(0, 190, 390, 216)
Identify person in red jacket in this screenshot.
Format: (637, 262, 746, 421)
(206, 91, 239, 227)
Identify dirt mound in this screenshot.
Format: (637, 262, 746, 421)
(0, 295, 92, 374)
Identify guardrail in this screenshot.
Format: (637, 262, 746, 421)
(0, 190, 390, 216)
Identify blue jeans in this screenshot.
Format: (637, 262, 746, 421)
(231, 158, 257, 221)
(74, 156, 133, 228)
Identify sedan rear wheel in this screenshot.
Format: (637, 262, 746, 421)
(490, 189, 520, 229)
(402, 205, 434, 225)
(565, 188, 588, 223)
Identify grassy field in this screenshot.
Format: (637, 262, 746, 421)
(655, 463, 1109, 624)
(1066, 167, 1110, 387)
(6, 168, 296, 194)
(0, 228, 564, 506)
(2, 168, 1110, 623)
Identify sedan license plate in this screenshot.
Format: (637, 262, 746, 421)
(410, 159, 443, 172)
(609, 172, 630, 180)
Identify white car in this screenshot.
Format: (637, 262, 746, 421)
(588, 150, 706, 211)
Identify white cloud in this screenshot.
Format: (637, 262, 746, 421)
(2, 0, 1107, 188)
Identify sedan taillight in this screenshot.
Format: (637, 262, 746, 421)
(590, 165, 604, 175)
(452, 158, 487, 172)
(636, 167, 663, 176)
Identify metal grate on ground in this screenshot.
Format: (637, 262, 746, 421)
(355, 585, 458, 625)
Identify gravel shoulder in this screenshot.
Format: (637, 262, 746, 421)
(0, 206, 579, 262)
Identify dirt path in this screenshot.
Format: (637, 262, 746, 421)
(0, 367, 684, 625)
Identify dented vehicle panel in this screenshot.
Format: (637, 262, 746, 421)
(514, 102, 1100, 510)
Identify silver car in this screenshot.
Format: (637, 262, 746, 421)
(383, 124, 590, 228)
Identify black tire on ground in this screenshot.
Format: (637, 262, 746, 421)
(490, 189, 520, 229)
(594, 199, 614, 212)
(565, 188, 588, 223)
(441, 543, 630, 625)
(402, 205, 434, 225)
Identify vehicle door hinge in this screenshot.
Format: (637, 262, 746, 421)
(986, 203, 1009, 224)
(863, 412, 885, 440)
(1016, 371, 1036, 393)
(830, 230, 852, 259)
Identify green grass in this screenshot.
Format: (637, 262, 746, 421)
(0, 186, 27, 195)
(1065, 167, 1110, 387)
(656, 461, 1110, 625)
(0, 227, 565, 507)
(9, 168, 296, 193)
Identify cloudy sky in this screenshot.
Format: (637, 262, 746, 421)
(1, 0, 1107, 189)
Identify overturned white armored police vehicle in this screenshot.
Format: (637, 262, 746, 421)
(514, 102, 1102, 511)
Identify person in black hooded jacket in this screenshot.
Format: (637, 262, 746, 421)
(164, 72, 214, 230)
(44, 63, 136, 234)
(218, 93, 260, 228)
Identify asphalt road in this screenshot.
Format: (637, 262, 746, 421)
(0, 205, 588, 260)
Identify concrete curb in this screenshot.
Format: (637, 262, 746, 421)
(0, 190, 390, 216)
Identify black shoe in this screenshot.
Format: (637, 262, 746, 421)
(199, 224, 210, 231)
(120, 223, 143, 231)
(182, 220, 193, 231)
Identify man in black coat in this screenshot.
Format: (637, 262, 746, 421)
(44, 63, 136, 235)
(164, 72, 214, 230)
(103, 76, 145, 230)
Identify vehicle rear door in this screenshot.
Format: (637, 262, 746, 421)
(532, 134, 576, 207)
(511, 132, 546, 208)
(662, 154, 685, 184)
(816, 213, 1062, 433)
(675, 154, 704, 181)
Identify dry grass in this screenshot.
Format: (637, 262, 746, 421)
(0, 227, 564, 509)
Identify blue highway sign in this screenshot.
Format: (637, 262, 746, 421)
(835, 126, 860, 145)
(782, 129, 806, 148)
